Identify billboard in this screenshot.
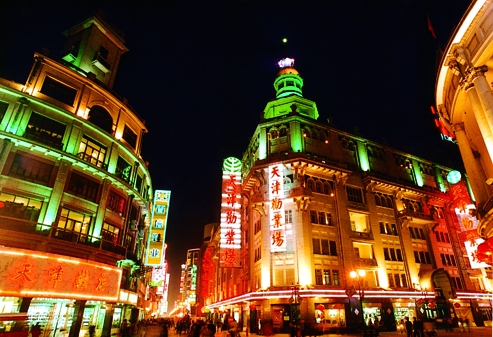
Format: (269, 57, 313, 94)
(146, 190, 171, 266)
(269, 164, 286, 252)
(219, 157, 242, 268)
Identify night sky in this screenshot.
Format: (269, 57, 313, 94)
(0, 1, 471, 306)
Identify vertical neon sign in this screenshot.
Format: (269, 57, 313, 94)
(220, 157, 242, 268)
(269, 164, 286, 252)
(146, 190, 171, 266)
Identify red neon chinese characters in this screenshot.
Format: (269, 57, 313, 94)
(225, 228, 236, 245)
(272, 213, 283, 228)
(49, 265, 64, 288)
(271, 180, 281, 194)
(223, 248, 237, 264)
(271, 231, 285, 247)
(270, 166, 281, 178)
(451, 183, 469, 212)
(226, 210, 237, 224)
(271, 197, 283, 210)
(11, 263, 34, 282)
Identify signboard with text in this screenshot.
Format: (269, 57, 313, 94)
(146, 190, 171, 266)
(269, 164, 286, 252)
(0, 246, 121, 301)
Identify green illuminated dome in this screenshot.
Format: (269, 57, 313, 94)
(274, 58, 303, 98)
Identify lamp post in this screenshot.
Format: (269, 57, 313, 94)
(289, 285, 302, 325)
(350, 270, 366, 336)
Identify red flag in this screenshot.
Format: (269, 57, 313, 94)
(427, 16, 437, 39)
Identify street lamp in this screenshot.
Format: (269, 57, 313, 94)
(289, 285, 302, 324)
(350, 270, 366, 336)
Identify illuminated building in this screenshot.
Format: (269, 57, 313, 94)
(203, 57, 492, 332)
(434, 1, 493, 243)
(179, 249, 200, 316)
(0, 14, 154, 337)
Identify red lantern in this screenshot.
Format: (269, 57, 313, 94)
(454, 303, 461, 308)
(428, 302, 436, 309)
(477, 242, 493, 256)
(317, 304, 325, 311)
(249, 304, 256, 311)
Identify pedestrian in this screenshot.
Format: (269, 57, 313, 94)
(464, 318, 471, 332)
(88, 326, 96, 337)
(405, 317, 413, 337)
(228, 319, 238, 337)
(121, 319, 129, 337)
(459, 317, 465, 332)
(30, 322, 42, 337)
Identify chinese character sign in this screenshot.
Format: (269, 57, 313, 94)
(269, 164, 286, 252)
(220, 157, 242, 268)
(146, 190, 171, 266)
(1, 247, 121, 300)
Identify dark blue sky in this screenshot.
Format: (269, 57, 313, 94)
(0, 0, 471, 304)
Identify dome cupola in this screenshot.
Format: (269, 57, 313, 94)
(274, 58, 303, 98)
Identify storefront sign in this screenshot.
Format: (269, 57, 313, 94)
(269, 164, 286, 252)
(146, 190, 171, 266)
(219, 157, 242, 268)
(0, 246, 121, 301)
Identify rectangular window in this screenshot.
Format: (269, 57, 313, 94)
(436, 232, 441, 242)
(107, 190, 126, 214)
(444, 233, 450, 243)
(390, 248, 397, 261)
(410, 227, 415, 239)
(450, 255, 456, 266)
(313, 239, 321, 254)
(327, 213, 333, 226)
(57, 207, 91, 234)
(78, 135, 107, 168)
(318, 212, 326, 225)
(315, 269, 323, 285)
(394, 274, 401, 287)
(67, 171, 100, 202)
(332, 270, 340, 286)
(321, 239, 329, 255)
(101, 222, 119, 243)
(323, 270, 331, 285)
(285, 210, 293, 223)
(135, 175, 143, 193)
(122, 125, 137, 149)
(9, 153, 54, 185)
(396, 249, 403, 261)
(310, 210, 317, 223)
(0, 101, 8, 122)
(346, 186, 364, 203)
(379, 222, 385, 234)
(116, 156, 132, 183)
(401, 274, 408, 288)
(25, 112, 66, 149)
(425, 252, 431, 264)
(40, 77, 77, 106)
(419, 228, 426, 239)
(329, 240, 337, 256)
(440, 254, 446, 265)
(414, 228, 421, 239)
(384, 248, 390, 261)
(0, 192, 42, 224)
(388, 273, 395, 287)
(391, 224, 398, 236)
(414, 251, 420, 263)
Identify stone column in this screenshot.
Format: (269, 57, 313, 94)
(43, 159, 72, 226)
(101, 303, 115, 337)
(69, 300, 87, 337)
(453, 122, 489, 205)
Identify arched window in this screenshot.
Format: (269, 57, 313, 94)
(312, 129, 319, 140)
(319, 131, 326, 142)
(315, 181, 323, 193)
(270, 128, 279, 139)
(87, 105, 113, 134)
(307, 179, 315, 191)
(386, 197, 393, 208)
(374, 194, 382, 206)
(279, 127, 288, 137)
(304, 129, 311, 138)
(324, 183, 331, 195)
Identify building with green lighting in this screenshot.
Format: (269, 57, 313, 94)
(202, 57, 492, 332)
(0, 14, 154, 337)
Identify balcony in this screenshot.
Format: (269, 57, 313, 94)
(354, 257, 378, 267)
(0, 216, 127, 262)
(398, 209, 434, 223)
(349, 230, 373, 240)
(76, 152, 108, 170)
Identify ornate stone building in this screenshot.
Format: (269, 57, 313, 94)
(0, 14, 154, 337)
(202, 57, 492, 333)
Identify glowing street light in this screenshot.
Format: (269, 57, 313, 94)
(350, 270, 367, 336)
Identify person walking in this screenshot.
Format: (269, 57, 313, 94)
(30, 322, 42, 337)
(405, 317, 413, 337)
(121, 319, 129, 337)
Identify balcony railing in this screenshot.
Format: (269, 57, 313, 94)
(76, 152, 108, 170)
(0, 216, 126, 257)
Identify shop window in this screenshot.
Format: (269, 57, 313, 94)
(40, 76, 77, 106)
(67, 171, 100, 202)
(87, 106, 113, 134)
(78, 135, 107, 168)
(0, 192, 42, 224)
(9, 153, 54, 185)
(107, 190, 126, 214)
(25, 112, 66, 149)
(122, 125, 137, 149)
(346, 186, 364, 203)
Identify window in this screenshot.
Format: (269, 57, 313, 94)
(101, 222, 119, 243)
(451, 277, 462, 289)
(87, 106, 113, 133)
(40, 77, 77, 106)
(346, 186, 364, 203)
(396, 249, 403, 261)
(78, 135, 107, 168)
(254, 219, 261, 234)
(315, 269, 323, 285)
(384, 248, 402, 261)
(327, 213, 333, 226)
(67, 171, 100, 202)
(315, 181, 323, 193)
(401, 274, 408, 288)
(285, 210, 293, 223)
(329, 241, 337, 256)
(57, 207, 91, 235)
(310, 210, 317, 223)
(25, 112, 66, 149)
(388, 273, 395, 287)
(107, 190, 126, 214)
(9, 153, 54, 185)
(0, 101, 8, 122)
(0, 192, 42, 224)
(135, 174, 143, 193)
(318, 212, 326, 225)
(116, 156, 132, 183)
(349, 212, 369, 232)
(321, 240, 329, 255)
(323, 270, 331, 285)
(122, 125, 137, 149)
(390, 248, 397, 261)
(332, 270, 340, 286)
